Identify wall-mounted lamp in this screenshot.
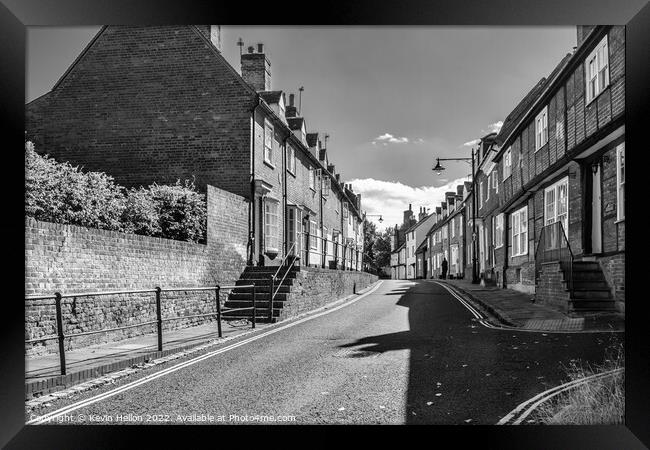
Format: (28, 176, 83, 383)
(591, 161, 600, 174)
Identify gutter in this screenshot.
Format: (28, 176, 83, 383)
(248, 95, 262, 265)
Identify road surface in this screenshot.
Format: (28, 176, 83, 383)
(29, 280, 619, 425)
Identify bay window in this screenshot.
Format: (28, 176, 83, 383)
(544, 177, 569, 236)
(264, 199, 280, 252)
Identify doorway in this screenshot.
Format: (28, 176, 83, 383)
(590, 162, 602, 254)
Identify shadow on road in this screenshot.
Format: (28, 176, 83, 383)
(339, 280, 482, 424)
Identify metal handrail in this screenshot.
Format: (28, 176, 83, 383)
(24, 283, 258, 376)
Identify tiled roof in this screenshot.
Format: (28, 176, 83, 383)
(495, 52, 573, 147)
(259, 90, 283, 104)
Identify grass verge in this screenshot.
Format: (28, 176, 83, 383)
(534, 338, 624, 425)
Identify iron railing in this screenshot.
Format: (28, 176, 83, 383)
(534, 221, 573, 293)
(298, 231, 362, 271)
(25, 284, 256, 376)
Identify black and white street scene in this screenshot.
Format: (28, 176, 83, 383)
(24, 25, 625, 425)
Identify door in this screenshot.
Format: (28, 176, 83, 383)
(591, 163, 602, 253)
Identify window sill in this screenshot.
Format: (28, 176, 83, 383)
(309, 187, 316, 193)
(263, 160, 275, 170)
(615, 218, 625, 224)
(511, 253, 528, 259)
(287, 169, 296, 178)
(586, 85, 610, 107)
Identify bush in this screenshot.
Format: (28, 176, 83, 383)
(25, 141, 207, 243)
(25, 141, 126, 231)
(145, 180, 207, 243)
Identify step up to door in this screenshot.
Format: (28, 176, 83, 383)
(235, 278, 294, 287)
(227, 292, 288, 302)
(572, 261, 601, 271)
(224, 299, 286, 309)
(571, 288, 612, 300)
(570, 299, 617, 311)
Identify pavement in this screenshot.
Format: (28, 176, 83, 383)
(24, 280, 621, 425)
(436, 278, 625, 332)
(26, 319, 269, 398)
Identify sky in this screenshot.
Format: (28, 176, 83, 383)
(26, 26, 576, 230)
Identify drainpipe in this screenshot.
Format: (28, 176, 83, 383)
(248, 95, 262, 266)
(282, 132, 290, 260)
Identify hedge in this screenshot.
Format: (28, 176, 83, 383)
(25, 141, 206, 243)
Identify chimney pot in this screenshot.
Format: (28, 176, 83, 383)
(247, 46, 254, 54)
(257, 43, 264, 53)
(289, 93, 294, 106)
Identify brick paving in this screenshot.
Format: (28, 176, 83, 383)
(438, 279, 624, 332)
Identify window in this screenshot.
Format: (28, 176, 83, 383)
(264, 120, 274, 164)
(486, 174, 491, 200)
(342, 202, 348, 219)
(459, 215, 464, 238)
(287, 145, 296, 174)
(616, 143, 625, 221)
(503, 148, 512, 179)
(544, 177, 569, 235)
(535, 106, 548, 151)
(309, 220, 318, 250)
(442, 226, 448, 240)
(308, 167, 315, 190)
(322, 176, 330, 197)
(492, 170, 499, 193)
(511, 206, 528, 257)
(264, 199, 280, 252)
(494, 214, 504, 248)
(451, 217, 456, 238)
(451, 245, 458, 268)
(586, 36, 609, 104)
(479, 181, 484, 206)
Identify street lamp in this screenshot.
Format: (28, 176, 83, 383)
(365, 214, 384, 223)
(432, 150, 480, 284)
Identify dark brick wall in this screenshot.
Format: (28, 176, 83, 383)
(25, 26, 254, 199)
(280, 267, 378, 318)
(25, 185, 248, 356)
(535, 262, 571, 312)
(599, 253, 625, 312)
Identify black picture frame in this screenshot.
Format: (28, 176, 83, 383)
(1, 0, 648, 447)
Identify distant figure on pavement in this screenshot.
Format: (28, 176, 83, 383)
(441, 258, 448, 279)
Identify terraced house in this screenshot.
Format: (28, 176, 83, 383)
(25, 25, 365, 274)
(466, 25, 625, 314)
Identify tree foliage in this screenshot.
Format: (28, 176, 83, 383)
(363, 219, 392, 277)
(25, 141, 206, 243)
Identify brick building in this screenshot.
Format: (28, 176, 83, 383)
(460, 25, 625, 313)
(25, 25, 365, 272)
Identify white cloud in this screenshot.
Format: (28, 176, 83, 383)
(462, 139, 480, 147)
(372, 133, 409, 145)
(487, 121, 504, 133)
(347, 177, 469, 231)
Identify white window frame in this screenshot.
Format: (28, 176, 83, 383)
(616, 143, 625, 221)
(544, 177, 569, 236)
(287, 145, 296, 175)
(309, 220, 318, 250)
(494, 213, 504, 248)
(503, 148, 512, 180)
(264, 119, 274, 165)
(535, 106, 548, 152)
(309, 167, 315, 190)
(451, 216, 456, 238)
(264, 198, 280, 252)
(492, 170, 498, 193)
(586, 35, 610, 105)
(511, 206, 528, 258)
(486, 174, 491, 201)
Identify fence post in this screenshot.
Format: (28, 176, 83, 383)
(269, 276, 274, 322)
(155, 287, 163, 352)
(54, 292, 66, 376)
(252, 283, 256, 329)
(215, 286, 222, 338)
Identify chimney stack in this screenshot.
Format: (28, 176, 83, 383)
(286, 93, 298, 117)
(418, 207, 427, 222)
(241, 42, 271, 91)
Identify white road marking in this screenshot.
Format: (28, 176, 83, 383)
(432, 281, 623, 334)
(497, 367, 623, 425)
(27, 280, 384, 425)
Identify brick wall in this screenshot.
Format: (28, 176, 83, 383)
(25, 26, 254, 199)
(280, 267, 378, 318)
(535, 261, 571, 311)
(25, 185, 248, 356)
(599, 253, 625, 312)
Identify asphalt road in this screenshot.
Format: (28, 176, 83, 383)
(31, 280, 620, 425)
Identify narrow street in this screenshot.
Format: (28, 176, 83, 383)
(30, 280, 618, 425)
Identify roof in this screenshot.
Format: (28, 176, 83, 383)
(392, 242, 406, 254)
(287, 117, 304, 131)
(258, 90, 283, 104)
(415, 238, 428, 253)
(495, 52, 573, 149)
(306, 133, 319, 148)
